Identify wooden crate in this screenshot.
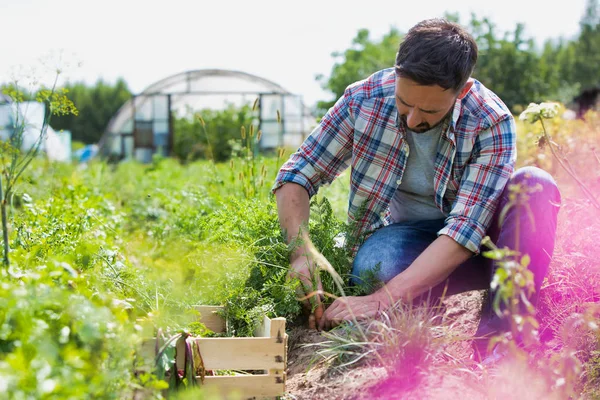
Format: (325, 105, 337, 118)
(146, 305, 288, 400)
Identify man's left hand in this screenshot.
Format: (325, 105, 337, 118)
(319, 292, 390, 331)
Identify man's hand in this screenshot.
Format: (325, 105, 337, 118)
(319, 291, 390, 331)
(287, 252, 324, 326)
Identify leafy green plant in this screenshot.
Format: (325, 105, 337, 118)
(480, 235, 540, 357)
(0, 261, 140, 398)
(1, 74, 77, 267)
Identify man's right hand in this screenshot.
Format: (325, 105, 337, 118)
(274, 183, 326, 328)
(287, 251, 325, 328)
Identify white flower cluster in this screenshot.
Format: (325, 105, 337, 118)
(519, 102, 561, 123)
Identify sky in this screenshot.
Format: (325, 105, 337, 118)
(0, 0, 589, 108)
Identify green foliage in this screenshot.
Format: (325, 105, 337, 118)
(172, 104, 255, 163)
(468, 18, 548, 111)
(197, 195, 354, 335)
(50, 78, 132, 144)
(572, 0, 600, 90)
(316, 4, 600, 113)
(0, 262, 139, 398)
(306, 196, 355, 299)
(1, 73, 79, 268)
(482, 236, 540, 352)
(35, 88, 78, 117)
(316, 28, 403, 112)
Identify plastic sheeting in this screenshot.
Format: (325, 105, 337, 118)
(0, 102, 72, 162)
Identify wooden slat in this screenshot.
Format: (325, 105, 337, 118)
(268, 318, 285, 342)
(267, 318, 286, 382)
(140, 309, 287, 399)
(195, 337, 286, 370)
(199, 374, 285, 398)
(254, 315, 271, 338)
(255, 316, 286, 340)
(195, 305, 226, 333)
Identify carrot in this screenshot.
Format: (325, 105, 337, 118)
(308, 314, 316, 330)
(313, 303, 324, 328)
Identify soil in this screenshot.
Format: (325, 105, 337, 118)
(284, 290, 485, 400)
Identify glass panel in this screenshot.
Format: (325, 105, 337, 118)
(134, 121, 153, 147)
(135, 148, 153, 163)
(135, 97, 153, 121)
(0, 104, 11, 141)
(123, 136, 134, 159)
(303, 115, 318, 133)
(153, 96, 169, 119)
(259, 121, 281, 149)
(107, 102, 133, 134)
(260, 95, 282, 120)
(160, 80, 187, 93)
(120, 118, 134, 134)
(284, 119, 303, 135)
(283, 95, 302, 116)
(108, 135, 120, 155)
(154, 133, 169, 157)
(154, 133, 168, 148)
(153, 120, 169, 135)
(171, 94, 243, 116)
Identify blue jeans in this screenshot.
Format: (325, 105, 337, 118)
(351, 166, 561, 356)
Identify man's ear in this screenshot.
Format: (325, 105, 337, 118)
(457, 79, 474, 100)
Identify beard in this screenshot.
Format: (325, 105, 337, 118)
(399, 107, 453, 134)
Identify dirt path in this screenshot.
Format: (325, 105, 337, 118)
(285, 291, 484, 399)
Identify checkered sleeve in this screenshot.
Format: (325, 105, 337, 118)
(271, 88, 355, 197)
(438, 115, 517, 254)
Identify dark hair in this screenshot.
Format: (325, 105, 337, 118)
(395, 18, 478, 92)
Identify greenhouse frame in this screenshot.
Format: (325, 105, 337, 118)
(100, 69, 316, 163)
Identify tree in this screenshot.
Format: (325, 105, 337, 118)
(314, 10, 600, 114)
(468, 17, 547, 111)
(315, 17, 551, 114)
(315, 28, 403, 112)
(573, 0, 600, 89)
(51, 79, 132, 144)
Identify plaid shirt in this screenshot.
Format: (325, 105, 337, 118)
(273, 68, 516, 255)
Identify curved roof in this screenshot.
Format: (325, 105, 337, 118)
(104, 68, 301, 136)
(140, 69, 291, 95)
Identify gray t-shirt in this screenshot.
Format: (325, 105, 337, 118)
(389, 123, 448, 223)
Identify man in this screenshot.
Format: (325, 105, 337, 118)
(272, 18, 561, 360)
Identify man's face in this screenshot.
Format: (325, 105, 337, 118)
(394, 77, 458, 133)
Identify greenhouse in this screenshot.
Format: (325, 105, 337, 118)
(99, 69, 316, 163)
